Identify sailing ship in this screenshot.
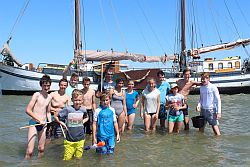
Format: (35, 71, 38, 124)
(1, 0, 250, 94)
(0, 0, 169, 95)
(84, 0, 250, 94)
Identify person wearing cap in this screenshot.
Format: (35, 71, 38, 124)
(166, 83, 187, 133)
(196, 72, 221, 136)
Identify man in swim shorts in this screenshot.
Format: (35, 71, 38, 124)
(47, 78, 71, 139)
(24, 75, 52, 159)
(176, 68, 200, 130)
(81, 77, 96, 134)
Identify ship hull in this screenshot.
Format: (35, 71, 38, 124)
(115, 68, 250, 94)
(0, 63, 98, 95)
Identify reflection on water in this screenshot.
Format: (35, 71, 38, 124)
(0, 94, 250, 166)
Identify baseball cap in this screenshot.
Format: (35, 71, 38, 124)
(170, 83, 178, 89)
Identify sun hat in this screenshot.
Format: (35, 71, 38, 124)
(170, 83, 178, 89)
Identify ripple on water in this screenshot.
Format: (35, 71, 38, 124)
(1, 95, 250, 166)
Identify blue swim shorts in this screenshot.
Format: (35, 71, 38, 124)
(200, 108, 219, 126)
(180, 104, 189, 116)
(29, 119, 45, 132)
(158, 104, 167, 120)
(96, 136, 115, 154)
(127, 108, 136, 116)
(168, 113, 184, 123)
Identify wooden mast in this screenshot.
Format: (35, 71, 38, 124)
(180, 0, 187, 71)
(74, 0, 81, 71)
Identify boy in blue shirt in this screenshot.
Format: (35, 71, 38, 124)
(54, 89, 88, 160)
(92, 93, 120, 154)
(157, 70, 170, 129)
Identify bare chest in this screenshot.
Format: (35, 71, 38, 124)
(82, 90, 94, 101)
(33, 95, 51, 114)
(51, 94, 68, 107)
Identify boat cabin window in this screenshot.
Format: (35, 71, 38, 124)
(208, 63, 213, 70)
(235, 61, 240, 69)
(227, 62, 232, 68)
(218, 63, 223, 69)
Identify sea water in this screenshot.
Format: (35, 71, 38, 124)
(0, 94, 250, 167)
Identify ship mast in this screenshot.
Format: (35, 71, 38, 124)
(182, 0, 250, 61)
(74, 0, 82, 71)
(180, 0, 187, 72)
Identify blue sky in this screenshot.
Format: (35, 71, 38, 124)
(1, 0, 250, 68)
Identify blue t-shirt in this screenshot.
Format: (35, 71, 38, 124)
(125, 90, 139, 110)
(59, 106, 87, 142)
(157, 80, 170, 104)
(94, 106, 116, 139)
(65, 84, 76, 105)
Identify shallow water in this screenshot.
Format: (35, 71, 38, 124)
(0, 94, 250, 167)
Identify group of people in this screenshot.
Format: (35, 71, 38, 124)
(23, 66, 222, 161)
(139, 69, 221, 136)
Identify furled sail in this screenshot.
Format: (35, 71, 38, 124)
(1, 43, 23, 67)
(81, 50, 175, 63)
(188, 38, 250, 58)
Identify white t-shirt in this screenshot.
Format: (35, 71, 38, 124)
(166, 93, 184, 116)
(199, 82, 221, 113)
(142, 88, 160, 114)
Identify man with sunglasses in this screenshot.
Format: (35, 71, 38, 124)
(96, 70, 116, 98)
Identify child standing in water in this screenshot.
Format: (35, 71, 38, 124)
(125, 80, 140, 130)
(140, 78, 160, 131)
(92, 93, 120, 154)
(54, 89, 89, 160)
(166, 83, 186, 133)
(196, 72, 221, 136)
(25, 74, 52, 159)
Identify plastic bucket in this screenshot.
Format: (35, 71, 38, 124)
(191, 116, 205, 128)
